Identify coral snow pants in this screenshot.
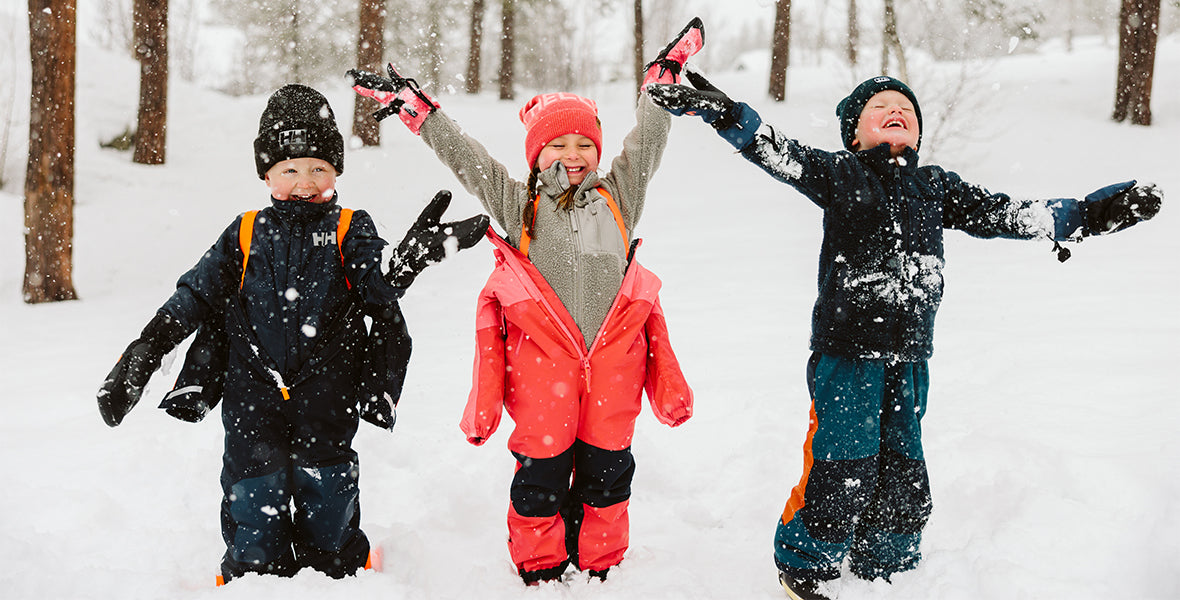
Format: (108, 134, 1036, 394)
(508, 439, 636, 581)
(774, 353, 932, 582)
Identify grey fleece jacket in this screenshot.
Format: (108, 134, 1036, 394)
(419, 93, 671, 348)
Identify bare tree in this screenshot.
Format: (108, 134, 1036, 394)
(25, 0, 78, 303)
(1112, 0, 1160, 125)
(847, 0, 858, 66)
(769, 0, 791, 102)
(881, 0, 908, 81)
(425, 0, 445, 88)
(132, 0, 167, 165)
(498, 0, 515, 100)
(633, 0, 644, 92)
(466, 0, 485, 94)
(354, 0, 386, 146)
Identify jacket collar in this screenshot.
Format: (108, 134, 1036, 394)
(270, 194, 339, 225)
(856, 143, 920, 177)
(536, 161, 601, 207)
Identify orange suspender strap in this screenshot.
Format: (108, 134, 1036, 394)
(239, 208, 354, 288)
(337, 208, 354, 289)
(518, 187, 626, 257)
(238, 210, 259, 290)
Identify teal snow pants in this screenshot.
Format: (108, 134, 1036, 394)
(773, 353, 932, 582)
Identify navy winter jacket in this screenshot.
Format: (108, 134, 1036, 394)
(718, 105, 1083, 361)
(160, 197, 403, 402)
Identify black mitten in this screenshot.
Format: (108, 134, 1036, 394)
(1083, 181, 1162, 236)
(647, 70, 740, 130)
(159, 314, 228, 424)
(97, 313, 189, 427)
(386, 190, 491, 288)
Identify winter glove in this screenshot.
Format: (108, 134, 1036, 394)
(647, 70, 740, 129)
(157, 315, 228, 424)
(97, 313, 190, 427)
(358, 302, 412, 433)
(1082, 180, 1162, 236)
(648, 71, 762, 150)
(347, 63, 441, 135)
(642, 17, 705, 88)
(386, 190, 491, 289)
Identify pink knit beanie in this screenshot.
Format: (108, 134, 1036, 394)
(519, 93, 602, 169)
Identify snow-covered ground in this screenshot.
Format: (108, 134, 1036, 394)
(1, 15, 1178, 600)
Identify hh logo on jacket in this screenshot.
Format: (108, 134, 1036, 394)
(312, 231, 337, 247)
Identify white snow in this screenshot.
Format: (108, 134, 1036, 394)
(1, 23, 1178, 600)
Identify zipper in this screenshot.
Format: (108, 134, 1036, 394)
(568, 209, 584, 328)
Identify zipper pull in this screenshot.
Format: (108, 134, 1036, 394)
(581, 357, 592, 396)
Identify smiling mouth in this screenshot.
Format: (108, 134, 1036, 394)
(292, 193, 319, 202)
(883, 117, 906, 129)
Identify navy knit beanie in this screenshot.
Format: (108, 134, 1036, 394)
(254, 84, 345, 179)
(836, 75, 922, 151)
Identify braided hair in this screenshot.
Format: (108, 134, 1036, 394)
(522, 165, 579, 240)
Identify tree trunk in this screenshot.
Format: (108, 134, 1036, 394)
(768, 0, 791, 102)
(132, 0, 167, 165)
(633, 0, 644, 92)
(426, 1, 444, 88)
(1112, 0, 1159, 126)
(466, 0, 485, 94)
(881, 0, 908, 82)
(847, 0, 858, 66)
(498, 0, 514, 100)
(353, 0, 386, 146)
(25, 0, 78, 303)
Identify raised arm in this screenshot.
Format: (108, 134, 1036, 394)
(647, 70, 842, 207)
(601, 16, 704, 230)
(349, 64, 526, 234)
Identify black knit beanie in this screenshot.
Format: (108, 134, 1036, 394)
(836, 75, 922, 151)
(254, 84, 344, 179)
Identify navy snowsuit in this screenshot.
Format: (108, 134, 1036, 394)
(158, 196, 404, 580)
(713, 105, 1085, 581)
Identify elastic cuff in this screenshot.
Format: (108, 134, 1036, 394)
(716, 103, 762, 151)
(1048, 197, 1083, 240)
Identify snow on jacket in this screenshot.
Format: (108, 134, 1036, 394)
(717, 106, 1085, 361)
(159, 196, 403, 402)
(419, 94, 671, 348)
(461, 230, 692, 459)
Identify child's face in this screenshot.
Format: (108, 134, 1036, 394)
(264, 157, 337, 203)
(853, 90, 920, 156)
(535, 134, 599, 187)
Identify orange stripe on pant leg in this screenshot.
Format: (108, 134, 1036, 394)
(781, 401, 819, 524)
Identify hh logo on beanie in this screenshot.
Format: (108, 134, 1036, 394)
(278, 128, 309, 155)
(254, 84, 344, 179)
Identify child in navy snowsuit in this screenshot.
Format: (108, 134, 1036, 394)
(647, 73, 1162, 599)
(96, 84, 488, 583)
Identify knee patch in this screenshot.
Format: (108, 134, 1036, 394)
(571, 441, 635, 508)
(801, 456, 878, 544)
(292, 460, 361, 552)
(227, 469, 292, 566)
(510, 448, 574, 517)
